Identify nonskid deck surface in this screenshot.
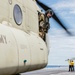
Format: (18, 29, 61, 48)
(21, 67, 75, 75)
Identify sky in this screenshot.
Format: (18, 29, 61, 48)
(39, 0, 75, 66)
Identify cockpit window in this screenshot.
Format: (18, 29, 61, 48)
(13, 4, 22, 25)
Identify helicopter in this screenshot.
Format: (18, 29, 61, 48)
(0, 0, 72, 75)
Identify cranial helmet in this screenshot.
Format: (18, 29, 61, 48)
(45, 9, 53, 16)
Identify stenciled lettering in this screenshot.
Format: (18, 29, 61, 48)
(0, 35, 7, 44)
(3, 35, 7, 44)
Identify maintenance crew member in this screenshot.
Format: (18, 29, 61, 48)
(71, 60, 74, 71)
(39, 9, 53, 41)
(68, 59, 72, 72)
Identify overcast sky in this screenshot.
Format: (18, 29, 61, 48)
(39, 0, 75, 66)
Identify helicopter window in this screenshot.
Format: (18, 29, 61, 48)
(13, 4, 22, 25)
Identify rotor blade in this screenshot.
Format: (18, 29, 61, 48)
(36, 0, 72, 35)
(52, 13, 72, 35)
(36, 0, 50, 11)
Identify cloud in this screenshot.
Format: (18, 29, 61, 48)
(70, 10, 75, 14)
(48, 29, 75, 65)
(51, 0, 75, 18)
(52, 0, 75, 10)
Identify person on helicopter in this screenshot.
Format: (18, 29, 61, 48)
(39, 9, 53, 40)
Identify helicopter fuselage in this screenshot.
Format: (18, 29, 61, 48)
(0, 0, 48, 74)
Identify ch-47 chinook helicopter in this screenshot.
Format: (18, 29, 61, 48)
(0, 0, 72, 75)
